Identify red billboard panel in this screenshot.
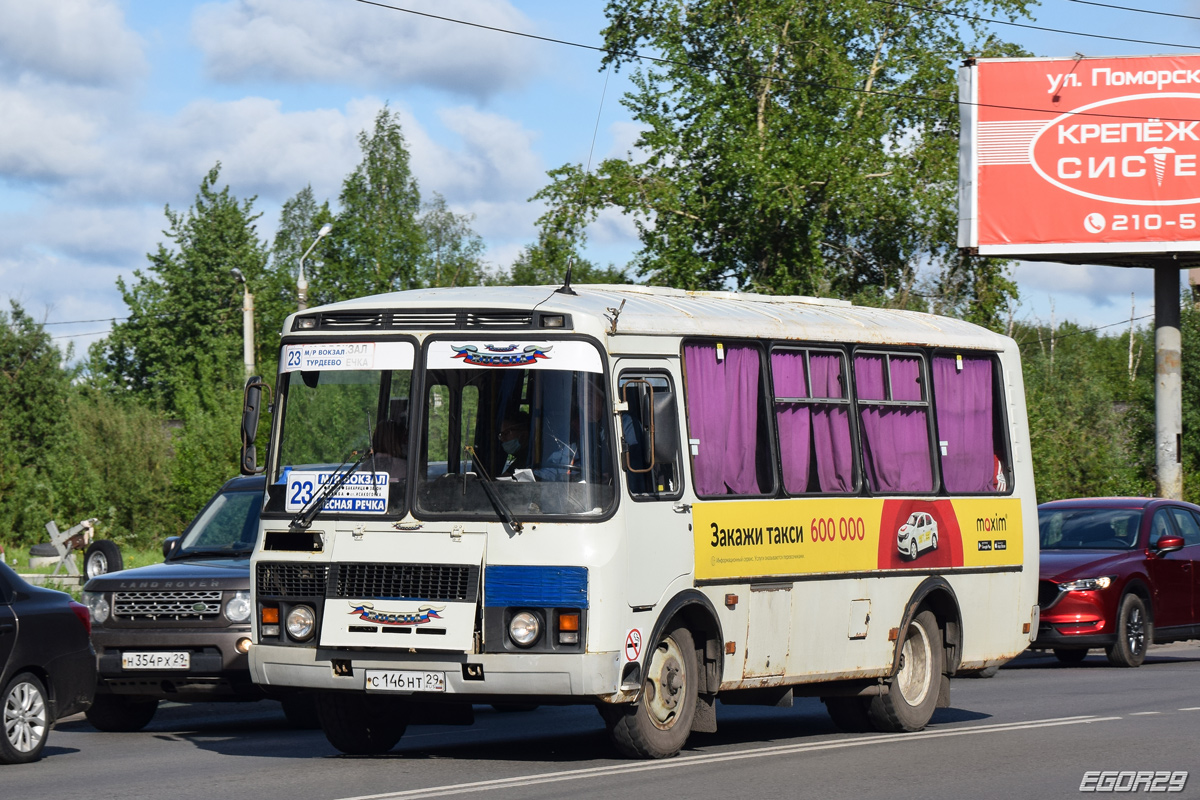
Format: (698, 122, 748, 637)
(959, 55, 1200, 257)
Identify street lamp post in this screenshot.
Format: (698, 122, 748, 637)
(298, 223, 333, 311)
(231, 268, 255, 379)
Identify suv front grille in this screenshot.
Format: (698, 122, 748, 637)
(1038, 580, 1062, 609)
(257, 563, 329, 597)
(334, 563, 478, 602)
(113, 590, 223, 621)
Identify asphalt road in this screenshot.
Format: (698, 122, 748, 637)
(9, 643, 1200, 800)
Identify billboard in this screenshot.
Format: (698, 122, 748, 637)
(959, 55, 1200, 259)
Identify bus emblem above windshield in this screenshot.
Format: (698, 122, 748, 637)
(348, 601, 445, 626)
(451, 344, 552, 367)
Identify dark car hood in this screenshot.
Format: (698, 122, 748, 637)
(1039, 549, 1140, 582)
(83, 557, 250, 592)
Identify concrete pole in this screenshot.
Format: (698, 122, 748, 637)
(1154, 266, 1182, 499)
(242, 286, 256, 379)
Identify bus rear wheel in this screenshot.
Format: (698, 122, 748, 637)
(868, 609, 943, 732)
(605, 623, 697, 759)
(316, 692, 409, 755)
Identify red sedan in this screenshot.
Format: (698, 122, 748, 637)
(1034, 497, 1200, 667)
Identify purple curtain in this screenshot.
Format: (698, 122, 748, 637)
(890, 355, 923, 401)
(685, 344, 762, 495)
(855, 354, 933, 492)
(810, 354, 854, 492)
(771, 351, 811, 494)
(934, 356, 996, 493)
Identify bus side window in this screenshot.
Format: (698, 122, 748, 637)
(682, 342, 773, 497)
(618, 372, 682, 500)
(931, 353, 1011, 494)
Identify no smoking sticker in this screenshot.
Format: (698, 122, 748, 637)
(624, 628, 642, 662)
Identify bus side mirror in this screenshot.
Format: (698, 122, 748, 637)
(650, 389, 679, 466)
(621, 380, 654, 474)
(241, 376, 270, 475)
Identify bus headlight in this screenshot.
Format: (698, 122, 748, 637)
(225, 591, 251, 623)
(82, 591, 110, 624)
(508, 611, 541, 647)
(286, 605, 317, 641)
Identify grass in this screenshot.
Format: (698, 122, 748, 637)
(0, 542, 164, 599)
(0, 543, 164, 575)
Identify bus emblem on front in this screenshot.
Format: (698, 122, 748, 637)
(348, 601, 446, 626)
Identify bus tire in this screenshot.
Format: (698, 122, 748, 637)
(868, 610, 943, 732)
(606, 622, 697, 759)
(822, 696, 873, 732)
(316, 692, 408, 755)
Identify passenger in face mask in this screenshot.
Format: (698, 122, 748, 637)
(498, 410, 531, 476)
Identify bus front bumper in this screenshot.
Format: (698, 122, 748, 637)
(250, 643, 623, 699)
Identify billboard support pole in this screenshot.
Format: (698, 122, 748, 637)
(1154, 266, 1182, 500)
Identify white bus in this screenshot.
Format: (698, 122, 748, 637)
(243, 284, 1038, 759)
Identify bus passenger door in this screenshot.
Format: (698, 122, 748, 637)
(616, 363, 692, 608)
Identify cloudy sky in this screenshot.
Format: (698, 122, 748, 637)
(1, 0, 1197, 355)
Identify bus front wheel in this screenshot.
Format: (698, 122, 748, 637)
(605, 623, 697, 759)
(868, 609, 943, 732)
(316, 692, 408, 755)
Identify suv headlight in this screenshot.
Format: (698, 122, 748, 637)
(225, 591, 251, 623)
(82, 591, 110, 624)
(1059, 576, 1114, 592)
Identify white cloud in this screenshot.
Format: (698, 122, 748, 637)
(605, 120, 647, 161)
(0, 0, 146, 86)
(1013, 261, 1153, 310)
(0, 81, 109, 182)
(426, 106, 543, 198)
(191, 0, 541, 97)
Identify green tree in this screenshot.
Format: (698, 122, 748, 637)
(88, 164, 269, 413)
(259, 185, 335, 367)
(418, 192, 488, 288)
(1017, 319, 1153, 502)
(0, 303, 73, 544)
(506, 231, 629, 286)
(536, 0, 1031, 325)
(316, 108, 425, 302)
(47, 390, 178, 550)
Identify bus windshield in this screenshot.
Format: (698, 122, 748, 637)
(415, 344, 616, 521)
(272, 365, 412, 517)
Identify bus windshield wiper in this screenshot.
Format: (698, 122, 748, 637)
(290, 447, 371, 530)
(464, 445, 522, 533)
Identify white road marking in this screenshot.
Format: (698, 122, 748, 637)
(1130, 711, 1161, 716)
(1179, 707, 1200, 711)
(334, 715, 1121, 800)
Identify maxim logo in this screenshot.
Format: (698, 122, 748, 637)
(976, 515, 1008, 533)
(1030, 93, 1200, 205)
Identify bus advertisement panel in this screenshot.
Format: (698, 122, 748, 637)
(959, 55, 1200, 257)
